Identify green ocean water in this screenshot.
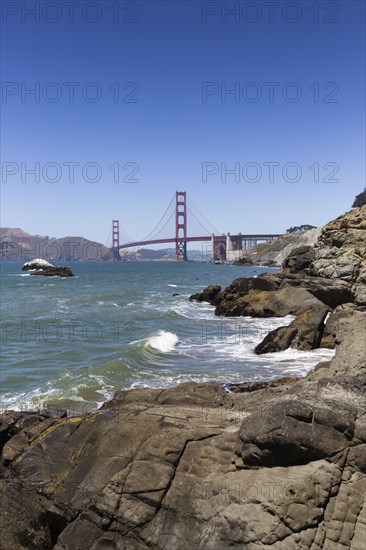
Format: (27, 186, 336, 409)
(0, 261, 334, 413)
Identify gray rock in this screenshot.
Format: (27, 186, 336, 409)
(282, 245, 315, 273)
(311, 206, 366, 294)
(189, 284, 221, 302)
(215, 286, 325, 318)
(255, 305, 329, 354)
(235, 397, 358, 468)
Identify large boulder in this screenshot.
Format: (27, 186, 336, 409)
(282, 245, 315, 273)
(311, 205, 366, 293)
(279, 273, 354, 308)
(232, 256, 254, 266)
(195, 273, 353, 318)
(235, 395, 359, 468)
(215, 286, 325, 318)
(189, 284, 221, 303)
(190, 275, 285, 307)
(255, 305, 329, 354)
(319, 303, 359, 349)
(312, 307, 366, 379)
(30, 266, 74, 277)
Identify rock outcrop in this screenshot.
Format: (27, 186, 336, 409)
(311, 205, 366, 306)
(190, 206, 366, 354)
(22, 259, 74, 277)
(189, 284, 221, 303)
(282, 244, 316, 273)
(231, 227, 322, 267)
(232, 256, 254, 266)
(254, 305, 329, 354)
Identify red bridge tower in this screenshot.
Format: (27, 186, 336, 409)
(175, 191, 187, 261)
(112, 220, 120, 261)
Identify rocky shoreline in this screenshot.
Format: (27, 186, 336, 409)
(1, 207, 365, 549)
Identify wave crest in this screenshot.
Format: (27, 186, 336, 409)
(145, 330, 179, 353)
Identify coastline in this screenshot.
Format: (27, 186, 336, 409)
(1, 206, 365, 549)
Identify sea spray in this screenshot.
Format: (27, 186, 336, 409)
(145, 330, 179, 353)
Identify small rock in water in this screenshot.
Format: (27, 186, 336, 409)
(22, 258, 74, 277)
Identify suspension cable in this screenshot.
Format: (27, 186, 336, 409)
(119, 226, 137, 244)
(146, 209, 175, 241)
(187, 206, 215, 235)
(105, 225, 112, 248)
(138, 193, 176, 242)
(187, 195, 221, 235)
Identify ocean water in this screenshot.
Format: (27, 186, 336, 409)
(0, 261, 334, 413)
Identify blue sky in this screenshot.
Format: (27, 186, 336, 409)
(1, 0, 365, 245)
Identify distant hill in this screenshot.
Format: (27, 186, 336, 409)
(0, 228, 206, 262)
(0, 228, 112, 261)
(120, 247, 206, 261)
(124, 248, 170, 261)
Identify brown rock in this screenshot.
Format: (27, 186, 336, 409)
(215, 286, 324, 318)
(255, 305, 329, 354)
(282, 245, 315, 273)
(189, 284, 221, 303)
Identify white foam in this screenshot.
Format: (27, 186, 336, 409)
(170, 301, 218, 320)
(145, 330, 179, 353)
(22, 258, 54, 269)
(167, 284, 178, 288)
(0, 373, 117, 414)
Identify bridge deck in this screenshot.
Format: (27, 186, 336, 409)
(118, 235, 282, 249)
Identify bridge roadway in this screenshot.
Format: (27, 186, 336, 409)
(118, 234, 282, 249)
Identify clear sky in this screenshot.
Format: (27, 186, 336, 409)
(1, 0, 365, 245)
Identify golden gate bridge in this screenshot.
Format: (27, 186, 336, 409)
(111, 191, 282, 261)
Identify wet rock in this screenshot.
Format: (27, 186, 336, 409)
(227, 377, 299, 393)
(215, 286, 324, 318)
(232, 256, 254, 266)
(31, 266, 74, 277)
(189, 284, 221, 302)
(255, 305, 329, 354)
